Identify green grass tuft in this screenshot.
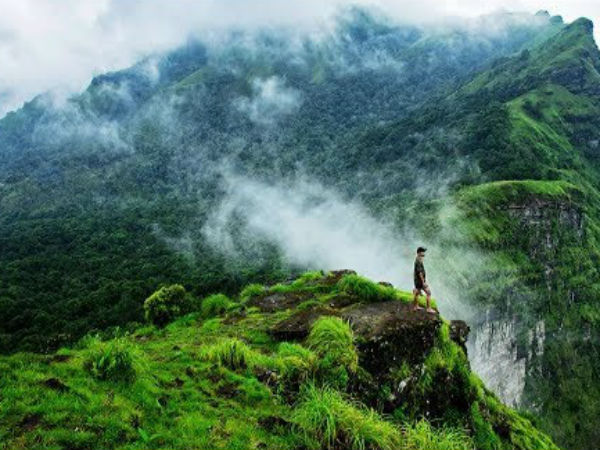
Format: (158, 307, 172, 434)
(403, 419, 473, 450)
(307, 317, 358, 373)
(337, 274, 397, 303)
(201, 293, 236, 318)
(240, 283, 266, 301)
(291, 271, 325, 287)
(199, 338, 268, 371)
(306, 316, 358, 388)
(276, 342, 317, 383)
(82, 336, 141, 382)
(292, 384, 403, 450)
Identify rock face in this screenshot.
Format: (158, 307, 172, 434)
(263, 276, 469, 379)
(270, 299, 454, 377)
(505, 198, 584, 256)
(468, 312, 527, 408)
(468, 197, 580, 407)
(468, 310, 546, 408)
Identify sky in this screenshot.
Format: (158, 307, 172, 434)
(0, 0, 599, 117)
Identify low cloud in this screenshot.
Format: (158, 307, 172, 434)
(1, 0, 598, 117)
(234, 77, 302, 126)
(30, 93, 131, 157)
(203, 172, 483, 319)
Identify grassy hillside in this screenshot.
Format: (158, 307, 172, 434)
(0, 272, 556, 450)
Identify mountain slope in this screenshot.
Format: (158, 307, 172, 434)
(437, 18, 600, 449)
(291, 15, 600, 449)
(0, 8, 598, 450)
(0, 9, 565, 354)
(0, 272, 557, 450)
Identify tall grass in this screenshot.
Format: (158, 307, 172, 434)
(199, 338, 269, 371)
(403, 420, 474, 450)
(337, 274, 397, 302)
(292, 384, 403, 450)
(82, 336, 142, 382)
(307, 317, 358, 373)
(276, 342, 317, 383)
(201, 293, 236, 318)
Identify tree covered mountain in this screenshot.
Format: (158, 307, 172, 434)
(1, 6, 599, 449)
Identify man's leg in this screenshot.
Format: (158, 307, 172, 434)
(413, 288, 424, 310)
(425, 287, 435, 313)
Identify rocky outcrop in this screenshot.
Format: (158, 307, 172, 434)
(505, 197, 584, 255)
(248, 291, 314, 313)
(470, 196, 581, 407)
(263, 274, 469, 379)
(468, 309, 546, 408)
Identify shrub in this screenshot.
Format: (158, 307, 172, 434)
(199, 338, 268, 371)
(403, 419, 473, 450)
(83, 337, 138, 382)
(201, 294, 235, 318)
(292, 384, 403, 450)
(143, 284, 188, 327)
(337, 274, 396, 302)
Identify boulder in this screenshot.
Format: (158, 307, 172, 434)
(247, 290, 314, 312)
(269, 307, 337, 341)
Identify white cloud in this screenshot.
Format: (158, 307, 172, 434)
(234, 77, 302, 126)
(203, 174, 418, 286)
(203, 174, 484, 319)
(0, 0, 598, 117)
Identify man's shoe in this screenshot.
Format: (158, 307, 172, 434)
(413, 305, 424, 311)
(426, 308, 437, 314)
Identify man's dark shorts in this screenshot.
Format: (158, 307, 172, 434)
(414, 279, 430, 294)
(414, 278, 424, 290)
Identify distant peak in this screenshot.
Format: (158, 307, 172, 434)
(534, 10, 563, 25)
(570, 17, 594, 33)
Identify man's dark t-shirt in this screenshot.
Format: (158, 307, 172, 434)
(414, 257, 426, 289)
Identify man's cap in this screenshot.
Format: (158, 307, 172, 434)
(417, 246, 427, 253)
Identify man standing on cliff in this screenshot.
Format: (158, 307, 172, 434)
(413, 247, 435, 313)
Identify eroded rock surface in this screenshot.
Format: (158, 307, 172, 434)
(263, 273, 469, 381)
(248, 291, 314, 313)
